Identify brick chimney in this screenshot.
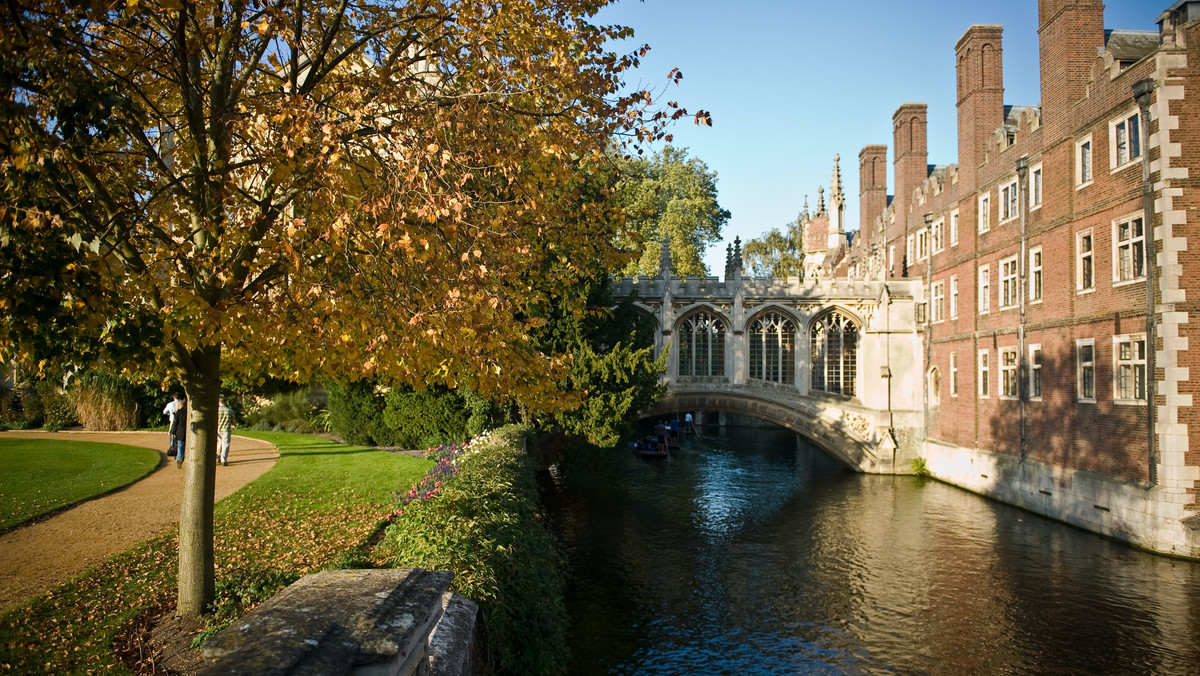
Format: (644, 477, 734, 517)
(1038, 0, 1105, 140)
(956, 24, 1005, 191)
(892, 103, 928, 228)
(858, 144, 888, 243)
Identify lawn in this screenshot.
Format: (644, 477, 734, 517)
(0, 431, 432, 673)
(0, 438, 162, 532)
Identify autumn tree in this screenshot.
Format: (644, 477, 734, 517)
(743, 217, 805, 278)
(613, 145, 729, 278)
(0, 0, 704, 617)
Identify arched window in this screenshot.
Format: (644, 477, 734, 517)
(811, 311, 859, 396)
(929, 367, 941, 406)
(749, 311, 795, 384)
(678, 311, 726, 377)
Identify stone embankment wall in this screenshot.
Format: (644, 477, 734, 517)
(200, 568, 476, 675)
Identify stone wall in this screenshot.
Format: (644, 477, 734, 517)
(199, 568, 476, 675)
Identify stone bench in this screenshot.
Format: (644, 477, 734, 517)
(200, 568, 477, 675)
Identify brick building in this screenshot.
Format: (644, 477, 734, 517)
(840, 0, 1200, 556)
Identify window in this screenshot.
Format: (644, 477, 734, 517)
(1113, 215, 1146, 283)
(811, 311, 858, 397)
(950, 209, 960, 246)
(1000, 255, 1018, 309)
(1077, 339, 1096, 402)
(1077, 229, 1094, 292)
(950, 352, 958, 396)
(950, 275, 959, 318)
(1110, 111, 1141, 169)
(1030, 163, 1043, 209)
(1028, 344, 1042, 400)
(931, 281, 945, 323)
(888, 246, 895, 276)
(1029, 246, 1043, 302)
(917, 229, 928, 260)
(1077, 135, 1093, 186)
(1000, 178, 1019, 222)
(978, 349, 990, 397)
(748, 312, 795, 384)
(978, 193, 991, 233)
(929, 367, 942, 405)
(1114, 334, 1147, 401)
(1000, 347, 1018, 399)
(906, 234, 915, 266)
(932, 219, 944, 253)
(978, 264, 990, 314)
(678, 311, 726, 378)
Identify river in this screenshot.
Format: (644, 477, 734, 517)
(539, 423, 1200, 675)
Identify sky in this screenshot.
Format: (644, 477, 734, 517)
(593, 0, 1162, 275)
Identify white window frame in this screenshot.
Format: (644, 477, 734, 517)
(888, 245, 895, 276)
(1076, 338, 1096, 403)
(1030, 162, 1043, 210)
(1000, 177, 1019, 223)
(931, 219, 944, 254)
(1076, 135, 1093, 187)
(917, 228, 928, 261)
(950, 209, 960, 246)
(978, 264, 990, 314)
(1112, 213, 1146, 285)
(978, 349, 990, 398)
(1109, 109, 1142, 171)
(1029, 246, 1043, 303)
(906, 234, 915, 266)
(1028, 343, 1042, 401)
(950, 275, 959, 319)
(1076, 229, 1094, 293)
(978, 192, 991, 233)
(1113, 334, 1147, 403)
(950, 352, 959, 397)
(931, 280, 945, 323)
(1000, 346, 1018, 400)
(1000, 254, 1019, 309)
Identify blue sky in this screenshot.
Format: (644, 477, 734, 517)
(594, 0, 1162, 275)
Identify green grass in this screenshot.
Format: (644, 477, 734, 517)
(0, 439, 161, 532)
(0, 432, 432, 674)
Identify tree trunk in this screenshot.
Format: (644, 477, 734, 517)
(178, 345, 221, 617)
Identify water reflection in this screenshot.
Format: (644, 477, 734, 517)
(541, 423, 1200, 675)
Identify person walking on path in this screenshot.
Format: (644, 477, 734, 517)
(163, 392, 183, 453)
(217, 397, 236, 466)
(169, 397, 187, 466)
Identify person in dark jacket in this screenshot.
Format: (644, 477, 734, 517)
(170, 398, 187, 467)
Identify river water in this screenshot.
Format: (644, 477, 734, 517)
(539, 424, 1200, 675)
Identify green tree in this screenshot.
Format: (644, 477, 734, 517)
(615, 146, 730, 278)
(531, 278, 666, 447)
(743, 217, 806, 278)
(0, 0, 699, 617)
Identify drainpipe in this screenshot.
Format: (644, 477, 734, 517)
(1016, 157, 1029, 463)
(1134, 78, 1158, 486)
(923, 213, 933, 445)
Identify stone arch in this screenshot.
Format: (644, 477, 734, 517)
(640, 389, 879, 472)
(807, 308, 861, 398)
(928, 366, 941, 406)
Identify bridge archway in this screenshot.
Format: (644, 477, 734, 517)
(640, 387, 884, 473)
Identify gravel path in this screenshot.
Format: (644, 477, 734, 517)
(0, 430, 278, 613)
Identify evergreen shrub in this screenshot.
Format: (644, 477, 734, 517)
(35, 381, 75, 431)
(381, 387, 468, 449)
(381, 426, 568, 675)
(325, 381, 395, 447)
